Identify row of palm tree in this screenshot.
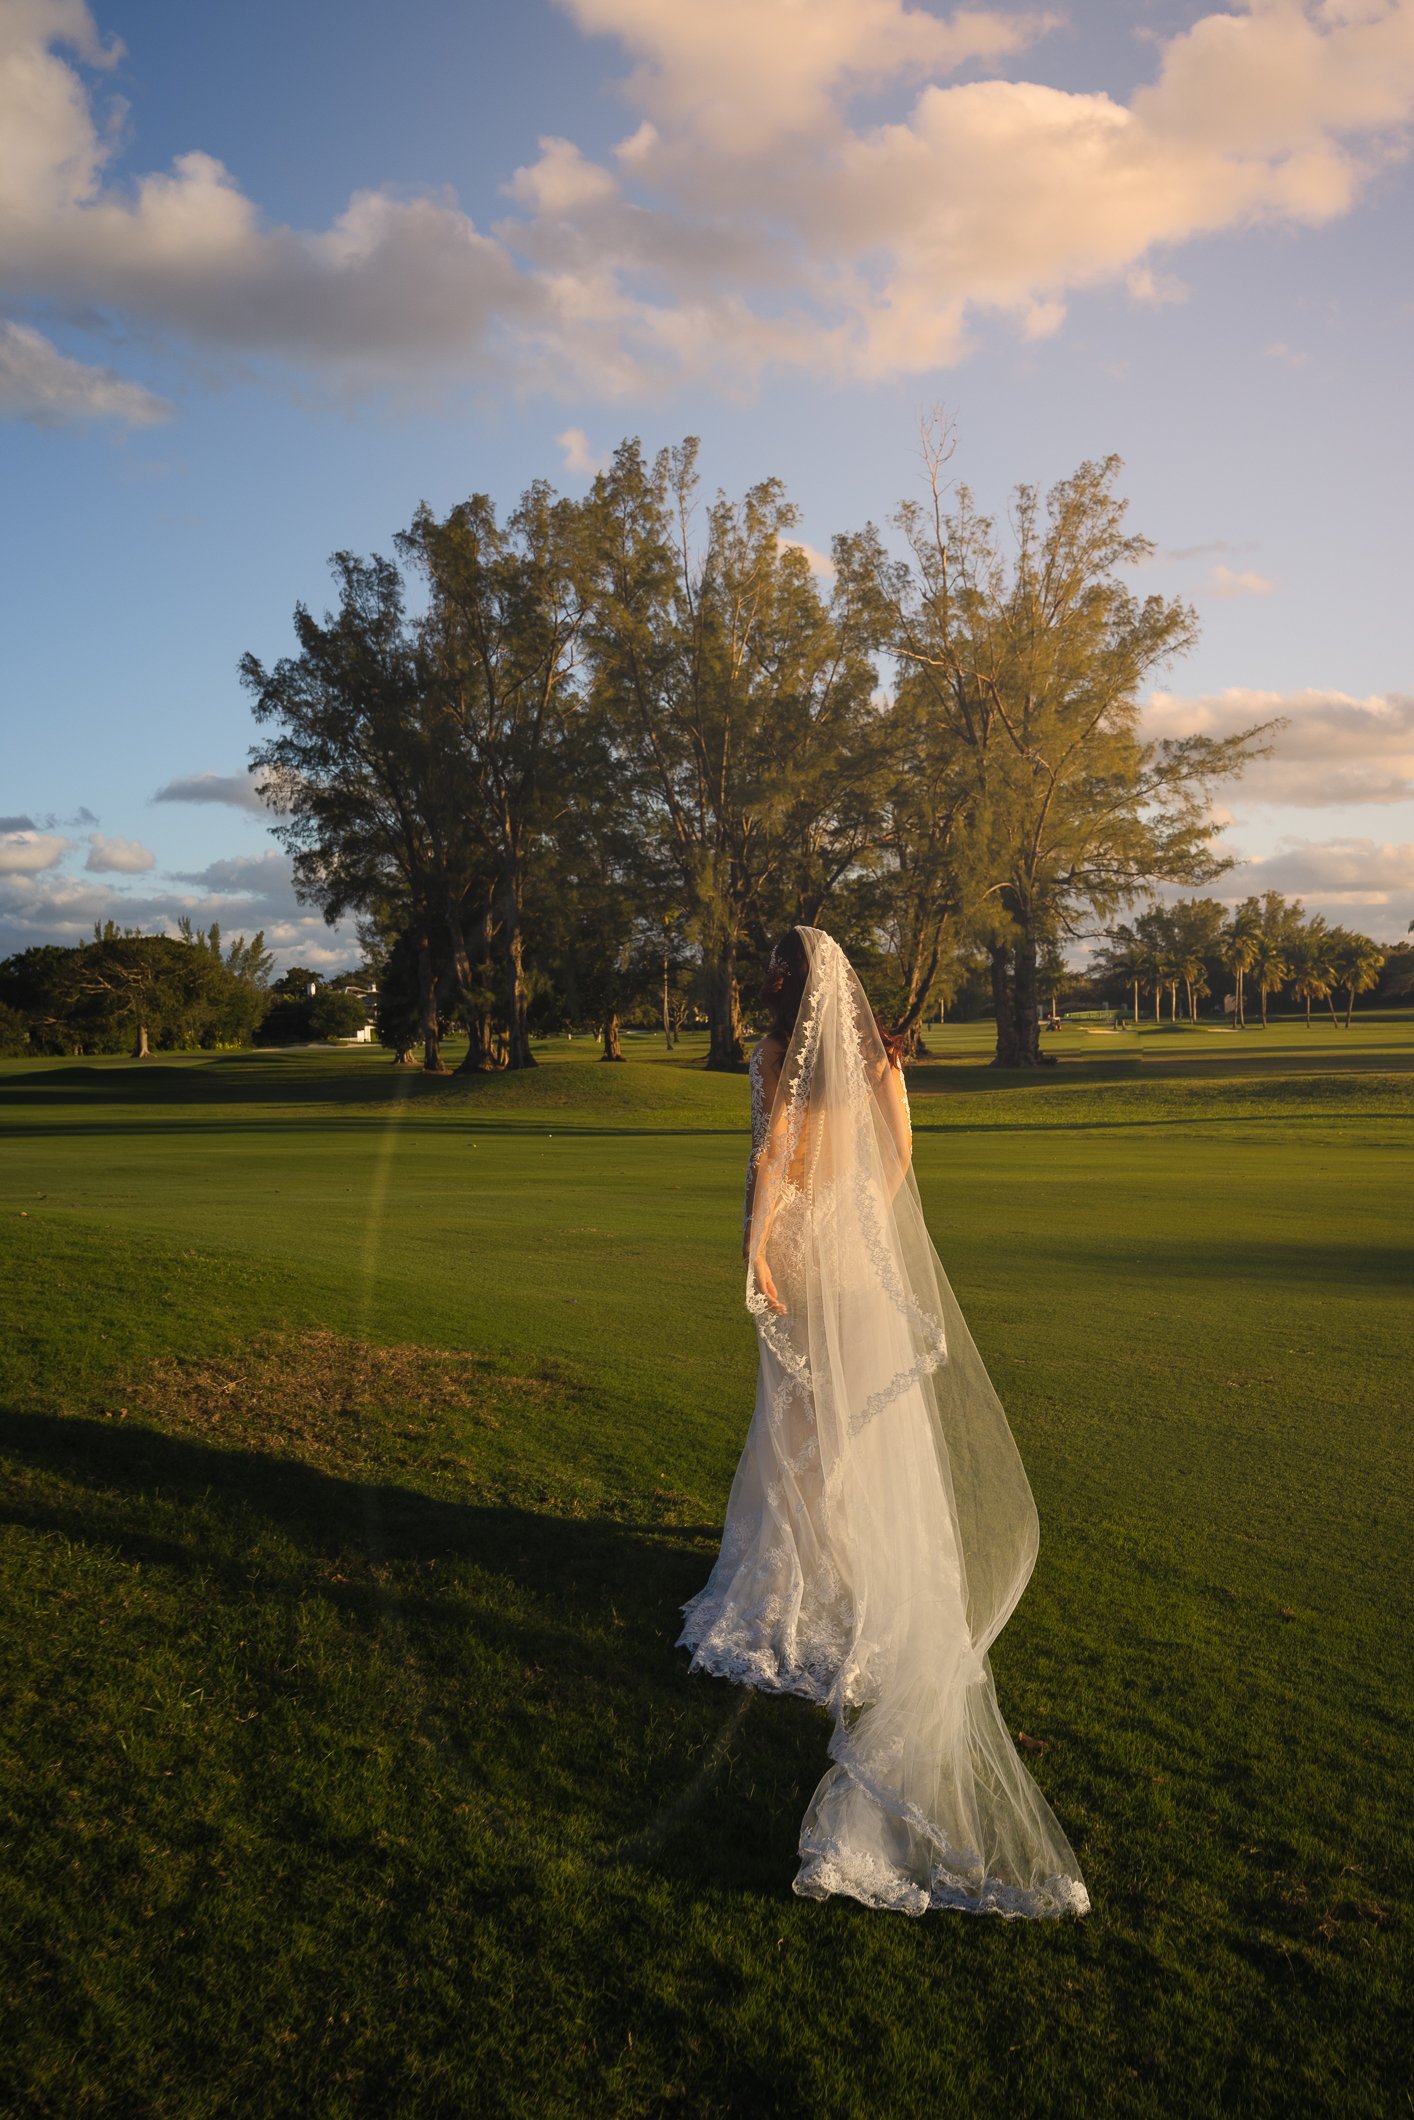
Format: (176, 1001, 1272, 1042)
(1095, 894, 1387, 1028)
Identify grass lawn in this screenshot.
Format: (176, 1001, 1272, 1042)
(0, 1015, 1410, 2117)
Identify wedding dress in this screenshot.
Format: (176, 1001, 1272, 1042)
(678, 926, 1089, 1919)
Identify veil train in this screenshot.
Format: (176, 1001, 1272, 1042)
(679, 925, 1089, 1918)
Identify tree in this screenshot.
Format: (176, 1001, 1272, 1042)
(397, 482, 596, 1071)
(1331, 929, 1385, 1027)
(871, 426, 1271, 1065)
(1288, 918, 1338, 1027)
(1218, 910, 1260, 1029)
(1233, 892, 1303, 1027)
(73, 926, 185, 1057)
(0, 1001, 29, 1057)
(372, 929, 425, 1064)
(1091, 923, 1145, 1027)
(1247, 932, 1290, 1029)
(244, 552, 453, 1074)
(586, 439, 882, 1069)
(308, 987, 369, 1041)
(0, 946, 100, 1054)
(1165, 898, 1226, 1021)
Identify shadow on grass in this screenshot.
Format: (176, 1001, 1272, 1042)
(0, 1404, 822, 1896)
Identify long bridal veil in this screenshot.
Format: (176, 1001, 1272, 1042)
(679, 926, 1089, 1918)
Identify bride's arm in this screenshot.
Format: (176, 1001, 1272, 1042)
(873, 1051, 912, 1191)
(747, 1045, 789, 1310)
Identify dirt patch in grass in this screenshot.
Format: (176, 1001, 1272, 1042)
(110, 1329, 571, 1478)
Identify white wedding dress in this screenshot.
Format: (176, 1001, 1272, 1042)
(678, 927, 1089, 1919)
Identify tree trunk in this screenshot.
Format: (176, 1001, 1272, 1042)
(394, 1047, 417, 1067)
(1344, 986, 1354, 1029)
(1327, 993, 1340, 1027)
(133, 1020, 150, 1059)
(600, 1007, 624, 1061)
(1261, 984, 1269, 1028)
(989, 944, 1021, 1066)
(706, 940, 746, 1070)
(452, 896, 498, 1074)
(1008, 922, 1048, 1065)
(662, 951, 673, 1048)
(415, 932, 446, 1073)
(1131, 976, 1139, 1028)
(499, 875, 536, 1070)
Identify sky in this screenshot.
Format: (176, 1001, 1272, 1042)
(2, 0, 1412, 969)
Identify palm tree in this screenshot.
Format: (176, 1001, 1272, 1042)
(1219, 923, 1257, 1029)
(1248, 932, 1290, 1028)
(1331, 931, 1385, 1028)
(1137, 945, 1168, 1024)
(1092, 924, 1145, 1029)
(1289, 920, 1337, 1028)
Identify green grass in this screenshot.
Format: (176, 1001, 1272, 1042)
(0, 1018, 1410, 2118)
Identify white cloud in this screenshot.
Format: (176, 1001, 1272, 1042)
(561, 0, 1060, 155)
(152, 770, 270, 813)
(0, 828, 70, 874)
(2, 0, 1414, 404)
(84, 833, 154, 873)
(0, 845, 359, 969)
(2, 1, 1414, 400)
(556, 425, 605, 476)
(1229, 835, 1414, 928)
(0, 319, 169, 426)
(779, 535, 837, 580)
(1209, 563, 1276, 597)
(1144, 687, 1414, 807)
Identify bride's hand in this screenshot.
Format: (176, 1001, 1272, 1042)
(752, 1250, 786, 1314)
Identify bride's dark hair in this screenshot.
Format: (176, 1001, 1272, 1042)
(759, 928, 809, 1043)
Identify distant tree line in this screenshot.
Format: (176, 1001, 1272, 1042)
(1092, 894, 1400, 1028)
(241, 426, 1273, 1072)
(0, 927, 376, 1058)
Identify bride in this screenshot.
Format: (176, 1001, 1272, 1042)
(678, 925, 1090, 1919)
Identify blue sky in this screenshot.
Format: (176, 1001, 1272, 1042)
(2, 0, 1412, 967)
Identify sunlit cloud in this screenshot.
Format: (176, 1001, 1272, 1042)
(1144, 687, 1414, 807)
(85, 834, 155, 873)
(556, 425, 606, 476)
(0, 829, 71, 875)
(1209, 563, 1276, 597)
(2, 0, 1414, 408)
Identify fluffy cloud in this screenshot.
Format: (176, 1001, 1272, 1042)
(780, 536, 837, 580)
(84, 834, 154, 873)
(0, 845, 358, 969)
(152, 770, 269, 813)
(1226, 835, 1414, 933)
(0, 320, 169, 426)
(3, 0, 1414, 404)
(556, 425, 605, 477)
(1144, 687, 1414, 807)
(0, 828, 70, 874)
(166, 851, 300, 903)
(561, 0, 1058, 154)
